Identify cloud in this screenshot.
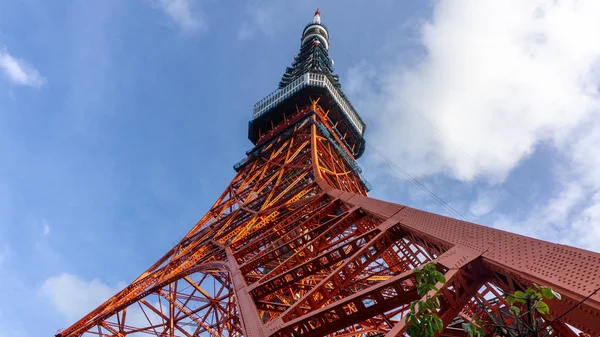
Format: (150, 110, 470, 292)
(41, 273, 179, 330)
(357, 0, 600, 182)
(237, 2, 282, 41)
(569, 120, 600, 188)
(0, 49, 46, 87)
(490, 187, 600, 251)
(40, 273, 123, 321)
(544, 182, 584, 224)
(153, 0, 206, 34)
(469, 190, 500, 217)
(349, 0, 600, 251)
(571, 191, 600, 249)
(346, 61, 379, 99)
(42, 220, 51, 236)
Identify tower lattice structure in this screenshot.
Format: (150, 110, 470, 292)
(57, 10, 600, 337)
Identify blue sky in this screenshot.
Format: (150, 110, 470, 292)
(1, 1, 600, 336)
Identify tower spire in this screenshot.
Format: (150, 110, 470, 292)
(313, 8, 321, 24)
(278, 10, 334, 88)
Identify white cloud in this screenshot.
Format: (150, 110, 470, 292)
(490, 187, 600, 252)
(41, 273, 181, 330)
(237, 2, 282, 41)
(570, 191, 600, 249)
(351, 0, 600, 251)
(358, 0, 600, 182)
(346, 61, 378, 99)
(40, 273, 123, 321)
(544, 182, 584, 224)
(153, 0, 206, 34)
(569, 120, 600, 188)
(0, 49, 46, 87)
(469, 190, 500, 217)
(42, 220, 51, 236)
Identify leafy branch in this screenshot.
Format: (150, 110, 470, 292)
(406, 262, 564, 337)
(462, 285, 561, 337)
(405, 262, 446, 337)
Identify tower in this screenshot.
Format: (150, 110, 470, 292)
(57, 10, 600, 337)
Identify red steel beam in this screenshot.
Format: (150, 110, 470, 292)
(331, 188, 600, 336)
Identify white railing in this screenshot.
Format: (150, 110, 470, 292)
(253, 72, 364, 135)
(253, 73, 309, 120)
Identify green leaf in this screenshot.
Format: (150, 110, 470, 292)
(462, 323, 476, 337)
(435, 272, 446, 284)
(506, 295, 516, 306)
(434, 316, 443, 332)
(426, 320, 435, 337)
(509, 305, 521, 316)
(536, 301, 550, 315)
(513, 291, 527, 303)
(418, 283, 438, 296)
(541, 287, 554, 299)
(407, 325, 416, 337)
(408, 313, 417, 325)
(407, 262, 447, 337)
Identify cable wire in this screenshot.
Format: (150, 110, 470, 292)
(332, 42, 567, 230)
(367, 142, 469, 221)
(536, 286, 600, 334)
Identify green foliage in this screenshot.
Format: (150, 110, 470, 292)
(536, 301, 550, 315)
(462, 317, 485, 337)
(505, 284, 557, 316)
(462, 284, 561, 337)
(405, 262, 446, 337)
(509, 305, 521, 316)
(407, 263, 562, 337)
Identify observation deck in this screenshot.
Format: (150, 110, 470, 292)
(249, 72, 367, 158)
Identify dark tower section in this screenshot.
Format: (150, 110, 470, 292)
(248, 9, 366, 159)
(279, 9, 339, 88)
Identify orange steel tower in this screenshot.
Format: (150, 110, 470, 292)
(57, 10, 600, 337)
